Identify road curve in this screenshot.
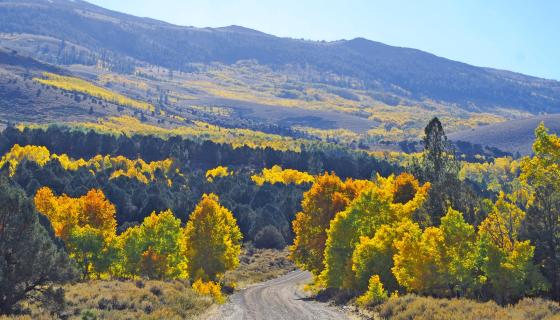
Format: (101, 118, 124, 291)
(205, 270, 350, 320)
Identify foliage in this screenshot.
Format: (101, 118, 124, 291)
(356, 275, 388, 307)
(412, 117, 478, 226)
(0, 144, 176, 184)
(184, 194, 242, 281)
(192, 279, 225, 303)
(321, 173, 429, 289)
(519, 123, 560, 300)
(206, 166, 232, 182)
(34, 187, 117, 278)
(460, 157, 521, 194)
(34, 72, 154, 112)
(251, 165, 315, 186)
(0, 176, 76, 314)
(478, 195, 547, 303)
(117, 210, 187, 279)
(352, 219, 421, 293)
(392, 208, 478, 297)
(290, 173, 368, 275)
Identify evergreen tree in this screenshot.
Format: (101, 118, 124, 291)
(0, 175, 76, 314)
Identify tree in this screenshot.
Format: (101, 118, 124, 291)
(291, 173, 368, 275)
(352, 219, 420, 293)
(0, 176, 76, 314)
(478, 194, 546, 303)
(116, 210, 186, 279)
(184, 194, 242, 281)
(392, 208, 478, 297)
(412, 117, 476, 226)
(321, 174, 429, 289)
(520, 123, 560, 300)
(34, 187, 118, 278)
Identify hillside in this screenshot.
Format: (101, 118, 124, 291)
(1, 0, 560, 114)
(1, 0, 560, 154)
(450, 114, 560, 155)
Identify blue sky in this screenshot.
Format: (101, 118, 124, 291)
(88, 0, 560, 80)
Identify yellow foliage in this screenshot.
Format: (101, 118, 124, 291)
(0, 144, 51, 175)
(0, 144, 176, 184)
(251, 165, 315, 186)
(34, 72, 154, 112)
(58, 116, 309, 152)
(206, 166, 232, 182)
(184, 194, 243, 282)
(34, 187, 117, 242)
(192, 279, 225, 303)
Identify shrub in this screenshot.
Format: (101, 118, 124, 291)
(254, 225, 286, 249)
(376, 295, 560, 320)
(192, 279, 225, 304)
(356, 275, 388, 307)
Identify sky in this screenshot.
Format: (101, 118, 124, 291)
(87, 0, 560, 80)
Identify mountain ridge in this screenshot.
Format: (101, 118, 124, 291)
(1, 0, 559, 115)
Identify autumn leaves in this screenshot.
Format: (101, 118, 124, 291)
(34, 187, 242, 301)
(289, 121, 560, 305)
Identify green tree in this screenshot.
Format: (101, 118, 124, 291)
(184, 194, 242, 281)
(478, 194, 547, 303)
(352, 219, 420, 293)
(0, 176, 76, 314)
(413, 117, 477, 226)
(116, 210, 186, 279)
(520, 123, 560, 300)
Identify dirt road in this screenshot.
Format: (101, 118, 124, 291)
(205, 270, 350, 320)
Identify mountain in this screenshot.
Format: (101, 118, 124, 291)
(1, 0, 560, 115)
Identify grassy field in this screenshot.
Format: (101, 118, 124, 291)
(357, 294, 560, 320)
(0, 280, 213, 320)
(0, 247, 294, 320)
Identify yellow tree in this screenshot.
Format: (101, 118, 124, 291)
(34, 187, 118, 278)
(184, 194, 242, 281)
(477, 194, 546, 303)
(352, 219, 421, 293)
(290, 173, 368, 275)
(392, 208, 478, 297)
(519, 123, 560, 300)
(321, 174, 429, 289)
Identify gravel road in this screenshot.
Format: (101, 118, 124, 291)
(205, 270, 350, 320)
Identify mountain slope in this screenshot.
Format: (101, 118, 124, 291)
(449, 114, 560, 155)
(1, 0, 560, 114)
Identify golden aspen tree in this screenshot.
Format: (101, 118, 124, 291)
(321, 174, 429, 289)
(352, 219, 421, 293)
(392, 208, 477, 297)
(519, 123, 560, 300)
(477, 194, 546, 303)
(34, 187, 118, 278)
(184, 194, 242, 281)
(290, 173, 368, 275)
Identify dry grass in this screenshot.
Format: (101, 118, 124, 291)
(1, 279, 213, 320)
(367, 294, 560, 320)
(223, 245, 296, 288)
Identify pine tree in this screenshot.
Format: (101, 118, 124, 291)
(0, 176, 76, 314)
